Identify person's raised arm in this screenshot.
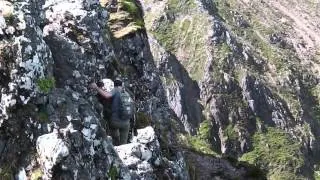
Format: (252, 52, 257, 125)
(89, 82, 112, 99)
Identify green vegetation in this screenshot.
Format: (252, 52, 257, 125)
(269, 171, 305, 180)
(0, 165, 13, 180)
(120, 0, 139, 15)
(150, 0, 209, 81)
(37, 77, 55, 93)
(37, 110, 49, 123)
(179, 120, 218, 156)
(311, 86, 320, 122)
(277, 90, 301, 120)
(224, 124, 238, 141)
(135, 112, 151, 129)
(31, 168, 43, 180)
(240, 127, 304, 178)
(214, 0, 299, 74)
(211, 42, 232, 80)
(107, 0, 145, 38)
(107, 166, 118, 180)
(315, 170, 320, 180)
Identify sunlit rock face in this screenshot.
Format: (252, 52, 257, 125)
(0, 0, 129, 179)
(1, 0, 320, 179)
(142, 0, 320, 178)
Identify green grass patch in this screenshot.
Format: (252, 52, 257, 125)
(151, 2, 210, 81)
(315, 170, 320, 180)
(112, 23, 143, 38)
(108, 0, 145, 38)
(277, 90, 301, 120)
(135, 112, 151, 129)
(120, 0, 139, 16)
(37, 110, 49, 123)
(37, 77, 55, 93)
(311, 86, 320, 122)
(240, 127, 304, 178)
(0, 165, 13, 180)
(179, 120, 218, 156)
(224, 124, 238, 141)
(166, 0, 196, 14)
(107, 166, 118, 180)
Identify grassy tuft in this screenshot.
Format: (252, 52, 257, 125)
(179, 120, 218, 156)
(315, 170, 320, 180)
(107, 0, 145, 38)
(0, 165, 13, 180)
(240, 127, 304, 178)
(135, 112, 151, 129)
(152, 11, 210, 81)
(120, 0, 139, 16)
(107, 166, 118, 180)
(224, 124, 238, 140)
(37, 77, 55, 93)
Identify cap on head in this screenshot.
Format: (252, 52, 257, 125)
(114, 77, 122, 87)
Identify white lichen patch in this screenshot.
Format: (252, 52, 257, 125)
(43, 0, 87, 31)
(37, 133, 69, 178)
(0, 0, 52, 125)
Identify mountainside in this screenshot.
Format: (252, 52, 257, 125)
(142, 0, 320, 179)
(0, 0, 319, 179)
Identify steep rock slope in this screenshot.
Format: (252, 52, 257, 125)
(0, 0, 319, 179)
(141, 0, 320, 179)
(0, 0, 130, 179)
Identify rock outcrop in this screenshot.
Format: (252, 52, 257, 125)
(142, 0, 320, 178)
(0, 0, 319, 179)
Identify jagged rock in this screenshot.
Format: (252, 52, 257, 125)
(115, 126, 188, 179)
(115, 127, 160, 178)
(43, 0, 113, 89)
(0, 0, 319, 179)
(240, 74, 295, 129)
(0, 1, 14, 18)
(0, 0, 52, 124)
(36, 132, 69, 179)
(149, 37, 203, 135)
(184, 151, 265, 180)
(34, 89, 131, 179)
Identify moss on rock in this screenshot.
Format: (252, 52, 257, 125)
(37, 77, 55, 93)
(150, 0, 210, 81)
(240, 127, 304, 179)
(106, 0, 145, 38)
(135, 112, 151, 129)
(179, 120, 218, 156)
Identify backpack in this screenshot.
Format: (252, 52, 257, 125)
(119, 88, 135, 120)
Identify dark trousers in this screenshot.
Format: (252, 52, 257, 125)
(110, 119, 130, 145)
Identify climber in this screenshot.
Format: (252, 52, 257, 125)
(90, 78, 134, 145)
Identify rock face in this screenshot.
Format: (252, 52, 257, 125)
(149, 37, 203, 135)
(142, 0, 320, 178)
(115, 126, 188, 180)
(1, 0, 320, 179)
(0, 0, 129, 179)
(0, 0, 188, 179)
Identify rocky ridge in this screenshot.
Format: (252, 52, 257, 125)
(142, 0, 320, 179)
(0, 0, 319, 179)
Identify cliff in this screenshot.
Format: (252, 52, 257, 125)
(0, 0, 319, 179)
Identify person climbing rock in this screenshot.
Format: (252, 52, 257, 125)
(90, 78, 134, 145)
(95, 79, 113, 134)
